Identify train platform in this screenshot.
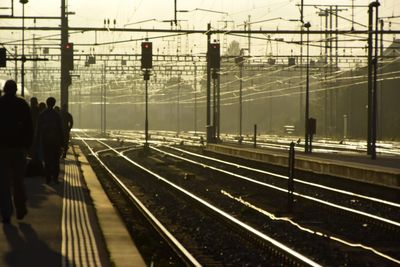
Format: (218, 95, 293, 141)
(0, 146, 146, 267)
(205, 143, 400, 189)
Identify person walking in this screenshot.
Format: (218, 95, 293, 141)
(0, 80, 33, 224)
(60, 104, 73, 158)
(30, 97, 39, 132)
(37, 97, 63, 184)
(27, 96, 43, 176)
(38, 101, 46, 113)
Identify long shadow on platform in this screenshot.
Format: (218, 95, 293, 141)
(2, 223, 73, 267)
(23, 157, 66, 208)
(24, 177, 63, 209)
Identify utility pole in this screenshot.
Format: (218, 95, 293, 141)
(323, 9, 328, 137)
(32, 18, 37, 95)
(351, 0, 355, 31)
(367, 1, 380, 159)
(78, 82, 81, 128)
(367, 4, 373, 155)
(329, 6, 333, 136)
(174, 0, 177, 26)
(334, 5, 339, 134)
(217, 71, 220, 140)
(335, 6, 339, 70)
(239, 52, 243, 143)
(206, 23, 211, 142)
(208, 41, 220, 142)
(32, 32, 37, 94)
(300, 0, 304, 23)
(177, 74, 180, 134)
(60, 0, 69, 111)
(235, 50, 246, 142)
(372, 1, 380, 159)
(304, 22, 311, 153)
(212, 69, 217, 139)
(14, 45, 18, 84)
(100, 65, 104, 133)
(103, 63, 107, 134)
(144, 70, 149, 146)
(193, 63, 197, 134)
(310, 5, 345, 137)
(299, 0, 304, 135)
(217, 20, 234, 54)
(299, 26, 304, 134)
(379, 19, 384, 139)
(20, 0, 28, 97)
(90, 69, 93, 128)
(247, 15, 251, 55)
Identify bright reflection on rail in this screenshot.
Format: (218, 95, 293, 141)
(151, 146, 400, 228)
(93, 140, 322, 267)
(222, 190, 400, 265)
(166, 145, 400, 209)
(76, 135, 202, 267)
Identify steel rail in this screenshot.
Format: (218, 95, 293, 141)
(148, 146, 400, 264)
(75, 132, 400, 264)
(150, 146, 400, 228)
(165, 145, 400, 208)
(106, 130, 400, 158)
(92, 139, 322, 267)
(76, 135, 202, 267)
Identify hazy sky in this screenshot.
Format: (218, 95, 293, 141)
(1, 0, 399, 56)
(7, 0, 397, 26)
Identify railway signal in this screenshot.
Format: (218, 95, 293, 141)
(209, 42, 220, 69)
(141, 41, 153, 69)
(0, 48, 6, 68)
(63, 42, 74, 70)
(140, 41, 153, 148)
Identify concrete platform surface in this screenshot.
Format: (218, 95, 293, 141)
(0, 147, 146, 267)
(206, 143, 400, 189)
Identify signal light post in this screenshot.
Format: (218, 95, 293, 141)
(304, 22, 311, 153)
(0, 48, 6, 68)
(61, 41, 73, 113)
(206, 23, 211, 143)
(63, 43, 74, 71)
(235, 49, 246, 144)
(367, 1, 380, 160)
(61, 0, 70, 111)
(208, 41, 220, 143)
(141, 41, 153, 148)
(20, 0, 28, 97)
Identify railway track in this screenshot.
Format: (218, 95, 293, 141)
(152, 145, 400, 254)
(77, 134, 322, 266)
(103, 129, 400, 156)
(78, 137, 202, 266)
(76, 132, 400, 266)
(159, 145, 400, 220)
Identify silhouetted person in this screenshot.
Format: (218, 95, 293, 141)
(38, 102, 46, 114)
(29, 97, 40, 158)
(54, 106, 60, 113)
(30, 97, 39, 131)
(0, 80, 33, 224)
(37, 97, 63, 184)
(34, 102, 46, 164)
(60, 104, 73, 158)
